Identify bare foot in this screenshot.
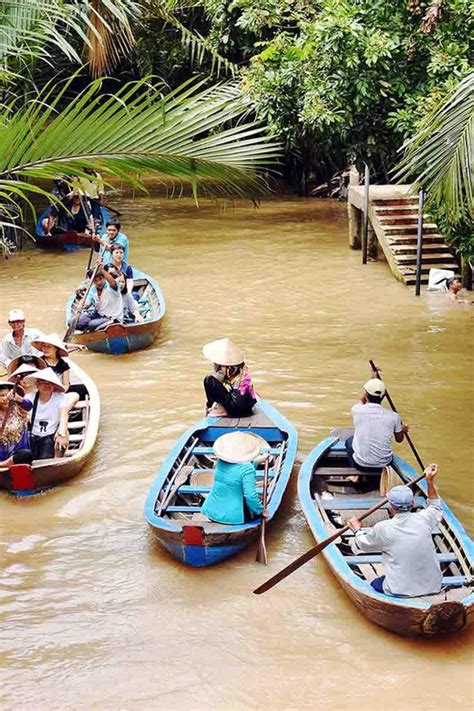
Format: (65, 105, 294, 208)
(207, 403, 228, 417)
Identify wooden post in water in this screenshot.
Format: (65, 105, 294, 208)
(415, 189, 425, 296)
(362, 164, 370, 264)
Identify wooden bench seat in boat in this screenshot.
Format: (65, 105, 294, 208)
(314, 466, 382, 477)
(320, 496, 426, 510)
(342, 526, 442, 537)
(193, 446, 281, 456)
(345, 553, 458, 565)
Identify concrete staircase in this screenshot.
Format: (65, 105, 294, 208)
(371, 197, 458, 285)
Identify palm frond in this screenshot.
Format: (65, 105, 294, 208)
(0, 75, 280, 213)
(394, 73, 474, 220)
(84, 0, 139, 78)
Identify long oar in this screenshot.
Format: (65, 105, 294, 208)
(256, 458, 270, 564)
(369, 359, 425, 470)
(63, 264, 99, 342)
(253, 469, 427, 595)
(78, 194, 96, 274)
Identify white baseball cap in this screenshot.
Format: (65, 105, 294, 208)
(364, 378, 386, 397)
(8, 308, 25, 322)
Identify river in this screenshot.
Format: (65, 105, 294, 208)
(1, 196, 473, 710)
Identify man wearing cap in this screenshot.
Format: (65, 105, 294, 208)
(345, 378, 409, 472)
(348, 464, 443, 597)
(0, 310, 44, 368)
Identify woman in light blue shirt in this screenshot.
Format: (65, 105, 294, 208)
(202, 431, 268, 525)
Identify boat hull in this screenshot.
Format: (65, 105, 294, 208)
(298, 434, 474, 637)
(35, 207, 110, 251)
(145, 400, 298, 567)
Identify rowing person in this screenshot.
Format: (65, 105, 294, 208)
(75, 261, 123, 332)
(92, 220, 129, 263)
(348, 464, 443, 597)
(202, 338, 257, 418)
(0, 309, 44, 368)
(202, 431, 269, 524)
(345, 378, 409, 472)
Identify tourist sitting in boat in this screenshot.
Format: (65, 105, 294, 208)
(24, 368, 79, 460)
(31, 334, 71, 391)
(41, 206, 60, 236)
(202, 431, 268, 524)
(348, 464, 443, 597)
(345, 378, 408, 472)
(0, 309, 44, 368)
(117, 273, 144, 324)
(0, 381, 33, 468)
(92, 220, 129, 263)
(76, 261, 123, 332)
(109, 243, 134, 292)
(63, 192, 94, 234)
(202, 338, 257, 417)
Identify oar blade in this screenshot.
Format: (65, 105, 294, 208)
(253, 540, 327, 594)
(255, 535, 267, 565)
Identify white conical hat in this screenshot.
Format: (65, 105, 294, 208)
(213, 431, 268, 463)
(31, 333, 68, 357)
(202, 338, 244, 366)
(8, 363, 39, 381)
(25, 366, 65, 393)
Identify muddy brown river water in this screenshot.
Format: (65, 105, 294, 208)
(1, 196, 473, 710)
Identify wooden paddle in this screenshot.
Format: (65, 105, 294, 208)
(63, 263, 100, 342)
(256, 458, 270, 564)
(253, 469, 428, 595)
(369, 359, 425, 470)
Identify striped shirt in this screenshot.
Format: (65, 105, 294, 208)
(351, 402, 402, 468)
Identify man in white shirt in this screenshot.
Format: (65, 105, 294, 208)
(0, 309, 44, 367)
(348, 464, 443, 597)
(345, 378, 409, 471)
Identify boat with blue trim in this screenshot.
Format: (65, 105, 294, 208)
(65, 268, 166, 355)
(144, 400, 298, 567)
(35, 206, 109, 251)
(0, 359, 100, 496)
(298, 428, 474, 636)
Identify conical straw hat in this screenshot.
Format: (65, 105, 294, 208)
(202, 338, 244, 366)
(31, 333, 68, 358)
(213, 431, 268, 464)
(25, 367, 65, 393)
(8, 363, 39, 381)
(7, 355, 46, 376)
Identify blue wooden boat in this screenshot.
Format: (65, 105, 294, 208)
(298, 428, 474, 636)
(35, 206, 109, 251)
(144, 400, 298, 567)
(65, 268, 165, 355)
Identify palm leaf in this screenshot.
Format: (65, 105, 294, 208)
(0, 75, 280, 214)
(394, 73, 474, 220)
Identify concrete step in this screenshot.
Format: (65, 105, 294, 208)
(384, 224, 439, 234)
(374, 205, 421, 214)
(400, 263, 458, 276)
(372, 199, 418, 207)
(378, 215, 431, 225)
(396, 254, 457, 265)
(388, 235, 446, 246)
(392, 248, 454, 258)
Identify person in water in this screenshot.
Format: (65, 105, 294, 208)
(31, 334, 71, 391)
(24, 368, 79, 460)
(202, 431, 269, 525)
(202, 338, 257, 417)
(0, 309, 44, 368)
(348, 464, 443, 597)
(345, 378, 409, 472)
(0, 381, 33, 468)
(76, 261, 123, 332)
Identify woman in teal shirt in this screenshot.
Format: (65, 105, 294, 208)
(202, 431, 268, 525)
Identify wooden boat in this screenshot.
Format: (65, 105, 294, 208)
(298, 428, 474, 637)
(144, 400, 298, 567)
(35, 206, 109, 251)
(65, 268, 166, 355)
(0, 358, 100, 496)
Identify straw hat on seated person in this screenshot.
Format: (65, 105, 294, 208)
(25, 367, 65, 393)
(31, 333, 69, 358)
(7, 354, 46, 376)
(213, 431, 268, 464)
(202, 338, 245, 367)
